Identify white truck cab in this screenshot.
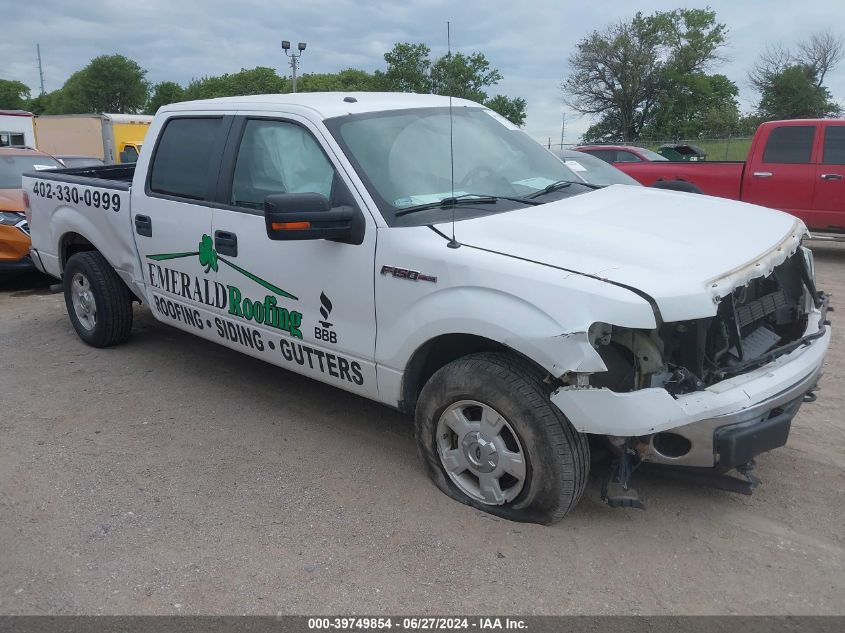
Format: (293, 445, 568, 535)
(24, 93, 831, 523)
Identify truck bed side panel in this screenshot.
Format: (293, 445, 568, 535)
(616, 161, 745, 200)
(23, 169, 142, 297)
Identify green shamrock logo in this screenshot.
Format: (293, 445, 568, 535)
(198, 234, 218, 273)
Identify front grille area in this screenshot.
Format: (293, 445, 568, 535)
(659, 251, 811, 394)
(16, 220, 30, 235)
(735, 288, 788, 328)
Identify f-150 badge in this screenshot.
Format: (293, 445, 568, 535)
(380, 265, 437, 283)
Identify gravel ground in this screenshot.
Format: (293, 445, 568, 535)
(0, 243, 843, 616)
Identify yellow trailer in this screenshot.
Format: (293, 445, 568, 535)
(34, 113, 152, 164)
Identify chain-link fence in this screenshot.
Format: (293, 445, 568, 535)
(547, 137, 753, 161)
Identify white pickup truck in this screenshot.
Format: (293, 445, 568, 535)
(23, 93, 831, 523)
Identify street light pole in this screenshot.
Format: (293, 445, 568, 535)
(282, 40, 307, 93)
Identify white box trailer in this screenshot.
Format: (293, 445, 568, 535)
(33, 113, 153, 164)
(0, 110, 36, 148)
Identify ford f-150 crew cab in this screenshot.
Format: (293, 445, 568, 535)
(23, 93, 831, 524)
(614, 119, 845, 238)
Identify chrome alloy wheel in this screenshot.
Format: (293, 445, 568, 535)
(435, 400, 527, 505)
(70, 272, 97, 331)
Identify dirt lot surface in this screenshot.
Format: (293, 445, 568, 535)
(1, 244, 843, 616)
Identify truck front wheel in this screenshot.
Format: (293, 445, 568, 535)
(415, 352, 590, 524)
(63, 251, 133, 347)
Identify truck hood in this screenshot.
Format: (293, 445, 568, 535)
(0, 189, 25, 212)
(443, 185, 805, 322)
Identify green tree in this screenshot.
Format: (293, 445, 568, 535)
(57, 54, 149, 113)
(146, 81, 184, 114)
(430, 52, 502, 103)
(484, 95, 527, 126)
(375, 43, 432, 93)
(749, 32, 843, 119)
(182, 67, 288, 100)
(25, 90, 63, 115)
(644, 72, 740, 139)
(298, 68, 377, 92)
(374, 42, 527, 125)
(565, 9, 730, 141)
(0, 79, 31, 110)
(757, 65, 840, 119)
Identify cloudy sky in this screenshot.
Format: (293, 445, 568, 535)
(2, 0, 843, 144)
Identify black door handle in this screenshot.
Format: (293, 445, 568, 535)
(215, 230, 237, 257)
(820, 173, 843, 181)
(135, 214, 152, 237)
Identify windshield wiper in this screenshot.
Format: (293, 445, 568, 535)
(526, 180, 604, 199)
(395, 193, 539, 217)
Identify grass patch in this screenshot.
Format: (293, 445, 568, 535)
(642, 138, 752, 161)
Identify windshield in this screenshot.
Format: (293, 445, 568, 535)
(325, 107, 594, 226)
(551, 150, 641, 186)
(0, 154, 62, 189)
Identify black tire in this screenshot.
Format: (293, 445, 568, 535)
(415, 352, 590, 524)
(63, 251, 133, 347)
(650, 179, 703, 194)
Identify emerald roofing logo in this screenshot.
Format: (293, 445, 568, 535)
(146, 233, 303, 338)
(148, 234, 297, 300)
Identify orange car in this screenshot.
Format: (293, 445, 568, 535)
(0, 147, 63, 275)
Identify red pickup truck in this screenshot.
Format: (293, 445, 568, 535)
(614, 119, 845, 237)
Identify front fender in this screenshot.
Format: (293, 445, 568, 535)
(374, 285, 612, 408)
(380, 285, 609, 376)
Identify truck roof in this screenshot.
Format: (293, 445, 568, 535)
(758, 118, 844, 126)
(35, 113, 153, 123)
(160, 92, 481, 120)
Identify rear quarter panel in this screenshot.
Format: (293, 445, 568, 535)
(23, 174, 140, 292)
(616, 161, 745, 199)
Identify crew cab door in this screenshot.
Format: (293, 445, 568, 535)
(812, 122, 845, 231)
(743, 123, 817, 221)
(132, 115, 233, 334)
(210, 115, 378, 399)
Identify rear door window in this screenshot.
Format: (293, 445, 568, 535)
(822, 125, 845, 165)
(762, 125, 816, 164)
(149, 117, 223, 200)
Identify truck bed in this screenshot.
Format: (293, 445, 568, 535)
(615, 160, 746, 200)
(23, 164, 141, 291)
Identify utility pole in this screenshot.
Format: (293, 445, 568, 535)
(282, 40, 307, 93)
(36, 44, 45, 95)
(560, 112, 565, 149)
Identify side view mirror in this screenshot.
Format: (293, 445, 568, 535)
(264, 192, 357, 242)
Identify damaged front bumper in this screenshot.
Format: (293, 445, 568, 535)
(550, 300, 830, 469)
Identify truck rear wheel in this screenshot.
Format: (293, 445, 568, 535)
(415, 352, 589, 524)
(63, 251, 133, 347)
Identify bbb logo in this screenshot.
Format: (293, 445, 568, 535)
(315, 291, 337, 344)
